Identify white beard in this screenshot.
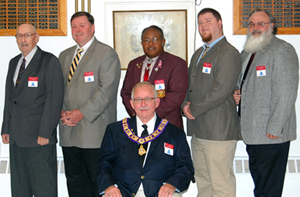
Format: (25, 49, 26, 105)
(244, 28, 274, 53)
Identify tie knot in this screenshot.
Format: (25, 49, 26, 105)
(147, 58, 153, 64)
(22, 58, 26, 62)
(205, 45, 209, 50)
(142, 124, 148, 130)
(77, 48, 84, 54)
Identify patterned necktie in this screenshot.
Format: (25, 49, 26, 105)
(238, 53, 256, 116)
(143, 59, 153, 82)
(15, 58, 26, 89)
(201, 45, 209, 59)
(68, 48, 84, 84)
(139, 124, 149, 168)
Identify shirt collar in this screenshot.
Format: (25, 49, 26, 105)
(203, 35, 224, 50)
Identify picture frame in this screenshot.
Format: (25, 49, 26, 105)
(113, 10, 187, 70)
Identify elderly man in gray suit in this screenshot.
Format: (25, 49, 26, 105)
(182, 8, 241, 197)
(59, 12, 121, 197)
(234, 9, 299, 197)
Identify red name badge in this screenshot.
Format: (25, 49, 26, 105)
(28, 77, 38, 87)
(165, 143, 174, 149)
(202, 62, 212, 74)
(256, 65, 266, 77)
(84, 71, 94, 82)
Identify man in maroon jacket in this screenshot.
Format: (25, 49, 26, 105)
(121, 25, 188, 129)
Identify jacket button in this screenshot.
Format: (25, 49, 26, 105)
(13, 101, 16, 104)
(189, 90, 192, 93)
(132, 193, 135, 196)
(141, 175, 145, 179)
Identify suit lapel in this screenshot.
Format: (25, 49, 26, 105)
(14, 47, 42, 96)
(128, 116, 142, 169)
(66, 39, 97, 92)
(145, 116, 163, 163)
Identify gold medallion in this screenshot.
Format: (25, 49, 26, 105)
(157, 89, 165, 98)
(138, 145, 147, 156)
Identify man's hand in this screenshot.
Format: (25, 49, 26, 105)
(233, 90, 241, 105)
(2, 134, 9, 144)
(266, 133, 280, 140)
(183, 102, 195, 120)
(37, 136, 49, 146)
(105, 185, 122, 197)
(158, 183, 176, 197)
(61, 109, 83, 126)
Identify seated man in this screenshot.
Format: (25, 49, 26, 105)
(97, 82, 194, 197)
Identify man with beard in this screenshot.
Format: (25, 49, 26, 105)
(234, 9, 299, 197)
(182, 8, 241, 197)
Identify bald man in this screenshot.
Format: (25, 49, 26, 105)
(1, 24, 64, 197)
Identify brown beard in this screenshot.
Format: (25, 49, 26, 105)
(201, 32, 212, 43)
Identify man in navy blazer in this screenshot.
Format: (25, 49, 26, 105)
(1, 24, 64, 196)
(97, 82, 194, 197)
(121, 25, 188, 129)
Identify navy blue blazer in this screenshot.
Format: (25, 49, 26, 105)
(97, 116, 194, 197)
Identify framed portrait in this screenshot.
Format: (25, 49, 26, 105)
(113, 10, 187, 70)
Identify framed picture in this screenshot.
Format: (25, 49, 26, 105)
(113, 10, 187, 70)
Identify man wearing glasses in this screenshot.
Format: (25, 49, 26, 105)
(234, 9, 299, 196)
(97, 82, 194, 197)
(121, 25, 188, 130)
(1, 24, 64, 196)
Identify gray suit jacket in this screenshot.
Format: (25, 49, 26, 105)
(1, 47, 64, 147)
(183, 37, 241, 141)
(237, 36, 299, 144)
(58, 38, 121, 148)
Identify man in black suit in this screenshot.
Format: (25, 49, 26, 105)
(1, 24, 64, 197)
(97, 82, 194, 197)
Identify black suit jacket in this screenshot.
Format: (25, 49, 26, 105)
(97, 116, 194, 197)
(1, 46, 64, 147)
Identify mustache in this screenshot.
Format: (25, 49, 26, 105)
(251, 30, 262, 35)
(20, 43, 29, 47)
(75, 33, 83, 36)
(138, 107, 150, 110)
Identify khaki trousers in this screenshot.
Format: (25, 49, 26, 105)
(191, 135, 237, 197)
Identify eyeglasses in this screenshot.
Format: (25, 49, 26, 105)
(15, 33, 36, 40)
(132, 97, 156, 104)
(247, 22, 271, 28)
(142, 37, 160, 43)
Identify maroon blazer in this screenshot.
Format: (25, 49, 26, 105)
(121, 51, 188, 129)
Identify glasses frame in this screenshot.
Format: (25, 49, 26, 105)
(15, 32, 36, 40)
(247, 22, 272, 28)
(132, 97, 156, 104)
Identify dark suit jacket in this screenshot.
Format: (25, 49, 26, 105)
(1, 46, 64, 147)
(121, 51, 188, 129)
(97, 116, 194, 197)
(182, 37, 241, 141)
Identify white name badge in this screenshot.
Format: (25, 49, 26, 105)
(28, 77, 38, 87)
(164, 142, 174, 156)
(202, 62, 212, 74)
(84, 71, 94, 82)
(256, 65, 266, 77)
(155, 79, 165, 90)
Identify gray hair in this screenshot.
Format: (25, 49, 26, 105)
(131, 82, 157, 99)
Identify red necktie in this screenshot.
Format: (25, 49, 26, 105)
(143, 63, 151, 82)
(15, 58, 26, 89)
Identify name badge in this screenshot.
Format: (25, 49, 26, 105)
(28, 77, 38, 87)
(256, 65, 266, 77)
(155, 79, 165, 98)
(164, 142, 174, 156)
(84, 71, 94, 82)
(202, 62, 212, 74)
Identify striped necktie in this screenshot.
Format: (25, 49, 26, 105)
(68, 48, 84, 84)
(201, 45, 209, 59)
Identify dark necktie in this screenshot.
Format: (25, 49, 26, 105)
(15, 58, 26, 89)
(68, 48, 84, 84)
(143, 59, 152, 82)
(139, 124, 149, 168)
(238, 53, 256, 116)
